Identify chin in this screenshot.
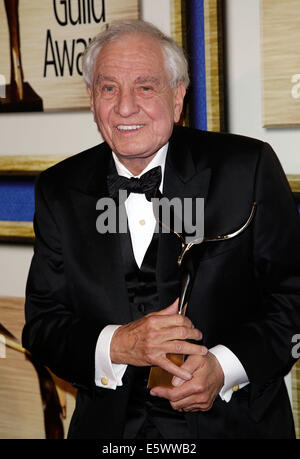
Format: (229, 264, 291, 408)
(114, 145, 153, 158)
(117, 152, 152, 160)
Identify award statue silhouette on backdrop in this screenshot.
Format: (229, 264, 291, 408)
(0, 0, 43, 112)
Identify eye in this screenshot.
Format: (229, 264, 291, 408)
(103, 86, 115, 93)
(137, 85, 154, 96)
(99, 85, 117, 99)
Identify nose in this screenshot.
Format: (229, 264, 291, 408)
(114, 88, 139, 117)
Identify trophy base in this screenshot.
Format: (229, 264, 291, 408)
(147, 354, 184, 389)
(0, 82, 43, 112)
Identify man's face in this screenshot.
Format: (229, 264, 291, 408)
(89, 33, 186, 169)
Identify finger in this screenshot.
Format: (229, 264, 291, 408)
(172, 354, 206, 387)
(172, 397, 214, 412)
(150, 385, 180, 400)
(160, 386, 213, 412)
(154, 355, 193, 381)
(161, 341, 207, 357)
(174, 403, 209, 412)
(154, 325, 203, 343)
(150, 377, 203, 401)
(171, 393, 205, 410)
(170, 394, 198, 410)
(172, 377, 185, 387)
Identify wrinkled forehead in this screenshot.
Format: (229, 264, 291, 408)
(93, 33, 168, 81)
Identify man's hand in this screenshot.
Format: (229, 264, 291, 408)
(110, 299, 207, 382)
(149, 352, 224, 412)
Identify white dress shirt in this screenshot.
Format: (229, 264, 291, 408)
(95, 144, 249, 402)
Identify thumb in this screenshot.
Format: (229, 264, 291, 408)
(155, 298, 179, 316)
(172, 354, 206, 387)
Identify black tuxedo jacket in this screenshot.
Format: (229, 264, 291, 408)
(22, 126, 300, 438)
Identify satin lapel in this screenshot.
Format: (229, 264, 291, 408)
(67, 145, 132, 325)
(156, 128, 211, 307)
(163, 127, 211, 201)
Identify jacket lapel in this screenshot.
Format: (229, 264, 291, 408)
(156, 127, 212, 307)
(67, 143, 132, 325)
(163, 126, 211, 201)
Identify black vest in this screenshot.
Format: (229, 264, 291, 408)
(119, 230, 191, 439)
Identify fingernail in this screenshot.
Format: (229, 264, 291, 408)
(172, 377, 181, 387)
(150, 390, 157, 396)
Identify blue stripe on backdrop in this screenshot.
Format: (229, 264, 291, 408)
(0, 182, 299, 223)
(189, 0, 207, 130)
(0, 178, 35, 222)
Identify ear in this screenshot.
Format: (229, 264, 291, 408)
(173, 82, 186, 123)
(88, 86, 94, 114)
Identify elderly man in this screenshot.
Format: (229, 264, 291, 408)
(22, 20, 300, 439)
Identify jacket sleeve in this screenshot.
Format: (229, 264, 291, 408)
(225, 142, 300, 390)
(22, 172, 102, 389)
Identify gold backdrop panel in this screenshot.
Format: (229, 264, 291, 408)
(0, 0, 139, 112)
(262, 0, 300, 127)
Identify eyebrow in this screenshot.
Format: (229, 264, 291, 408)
(94, 74, 118, 85)
(134, 76, 161, 85)
(94, 74, 161, 85)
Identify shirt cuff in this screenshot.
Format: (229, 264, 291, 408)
(209, 344, 249, 402)
(95, 324, 127, 389)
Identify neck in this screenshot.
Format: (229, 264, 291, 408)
(117, 153, 157, 176)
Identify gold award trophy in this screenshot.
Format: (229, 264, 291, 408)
(0, 0, 43, 112)
(147, 201, 257, 389)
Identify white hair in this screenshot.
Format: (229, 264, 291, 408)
(82, 19, 190, 89)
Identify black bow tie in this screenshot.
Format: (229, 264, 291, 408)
(107, 165, 162, 202)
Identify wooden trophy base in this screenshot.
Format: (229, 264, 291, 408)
(147, 354, 184, 389)
(0, 82, 43, 112)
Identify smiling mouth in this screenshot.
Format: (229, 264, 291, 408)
(116, 124, 145, 132)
